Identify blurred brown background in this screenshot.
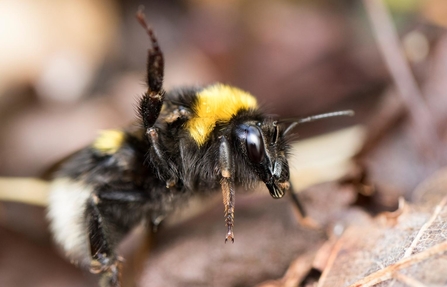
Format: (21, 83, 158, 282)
(1, 0, 447, 286)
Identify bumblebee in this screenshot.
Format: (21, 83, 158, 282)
(47, 10, 353, 287)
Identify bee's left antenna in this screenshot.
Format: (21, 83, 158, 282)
(283, 110, 354, 135)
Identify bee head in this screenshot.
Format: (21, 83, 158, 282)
(231, 110, 354, 199)
(233, 119, 290, 199)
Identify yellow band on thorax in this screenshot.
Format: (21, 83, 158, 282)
(93, 130, 125, 154)
(186, 84, 258, 146)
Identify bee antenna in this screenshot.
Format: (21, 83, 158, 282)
(283, 110, 354, 135)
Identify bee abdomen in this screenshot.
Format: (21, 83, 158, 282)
(47, 178, 92, 266)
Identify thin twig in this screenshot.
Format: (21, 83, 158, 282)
(316, 233, 346, 287)
(354, 90, 405, 160)
(393, 272, 428, 287)
(363, 0, 440, 160)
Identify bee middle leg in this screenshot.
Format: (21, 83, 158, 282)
(288, 183, 320, 228)
(288, 183, 306, 218)
(147, 127, 178, 187)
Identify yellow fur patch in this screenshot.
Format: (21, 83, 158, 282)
(93, 130, 125, 154)
(186, 84, 258, 146)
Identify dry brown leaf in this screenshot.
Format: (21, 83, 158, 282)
(317, 167, 447, 287)
(255, 251, 316, 287)
(253, 183, 371, 287)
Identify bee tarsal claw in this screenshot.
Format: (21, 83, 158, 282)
(225, 227, 234, 243)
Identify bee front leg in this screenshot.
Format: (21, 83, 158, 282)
(219, 136, 235, 243)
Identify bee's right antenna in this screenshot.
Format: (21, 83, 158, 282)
(283, 110, 354, 135)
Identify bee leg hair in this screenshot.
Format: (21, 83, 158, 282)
(219, 136, 236, 243)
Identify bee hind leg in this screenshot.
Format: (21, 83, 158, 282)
(85, 190, 149, 287)
(85, 195, 122, 287)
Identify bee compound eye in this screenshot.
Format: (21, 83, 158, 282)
(246, 126, 265, 164)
